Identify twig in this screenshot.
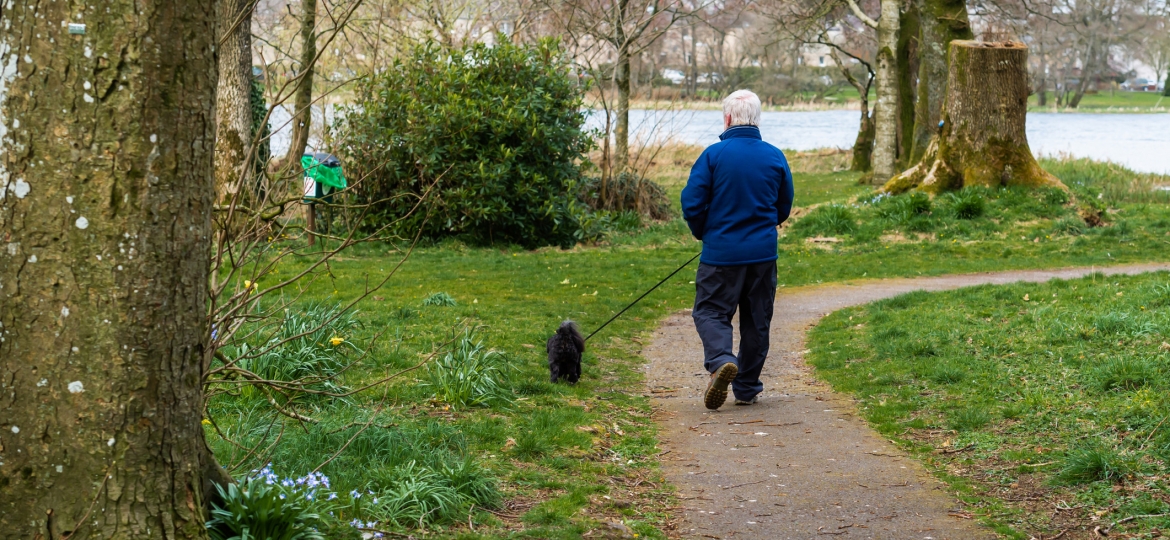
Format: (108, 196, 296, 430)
(939, 443, 976, 454)
(722, 479, 766, 489)
(1101, 513, 1170, 534)
(729, 419, 764, 425)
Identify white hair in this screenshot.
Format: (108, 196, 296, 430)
(722, 89, 762, 127)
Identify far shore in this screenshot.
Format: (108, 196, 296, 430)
(586, 98, 1168, 114)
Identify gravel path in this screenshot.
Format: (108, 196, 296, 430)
(643, 263, 1170, 540)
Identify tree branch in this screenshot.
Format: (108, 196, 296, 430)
(844, 0, 879, 29)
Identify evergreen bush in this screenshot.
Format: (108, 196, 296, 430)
(336, 38, 593, 247)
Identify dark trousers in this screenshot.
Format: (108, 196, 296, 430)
(692, 261, 777, 401)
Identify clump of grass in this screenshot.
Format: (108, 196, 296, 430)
(792, 204, 857, 236)
(1051, 215, 1087, 235)
(423, 328, 514, 408)
(876, 191, 932, 225)
(941, 189, 986, 219)
(393, 306, 418, 319)
(227, 303, 363, 396)
(422, 292, 457, 306)
(1058, 444, 1136, 484)
(1091, 357, 1157, 392)
(1041, 156, 1170, 205)
(206, 476, 326, 540)
(929, 365, 966, 384)
(948, 407, 991, 431)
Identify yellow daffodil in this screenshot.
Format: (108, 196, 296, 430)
(329, 337, 344, 346)
(202, 419, 211, 426)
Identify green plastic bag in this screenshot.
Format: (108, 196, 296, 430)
(301, 155, 347, 190)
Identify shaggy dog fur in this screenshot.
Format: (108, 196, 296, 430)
(547, 321, 585, 384)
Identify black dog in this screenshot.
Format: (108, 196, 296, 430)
(547, 321, 585, 384)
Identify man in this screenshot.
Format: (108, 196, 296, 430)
(681, 89, 794, 410)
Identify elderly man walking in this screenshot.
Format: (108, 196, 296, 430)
(681, 90, 795, 410)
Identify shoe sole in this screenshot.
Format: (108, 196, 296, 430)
(704, 363, 738, 410)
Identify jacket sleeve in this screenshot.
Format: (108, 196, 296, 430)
(681, 148, 713, 240)
(775, 154, 795, 226)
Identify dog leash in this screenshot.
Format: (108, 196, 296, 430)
(584, 252, 701, 342)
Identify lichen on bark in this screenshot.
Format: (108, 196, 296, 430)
(0, 2, 219, 538)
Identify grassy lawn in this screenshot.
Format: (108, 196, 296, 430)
(206, 150, 1170, 538)
(1029, 90, 1168, 112)
(807, 271, 1170, 538)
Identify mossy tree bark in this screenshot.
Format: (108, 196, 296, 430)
(909, 0, 972, 163)
(0, 2, 221, 538)
(882, 41, 1064, 195)
(847, 0, 901, 183)
(215, 0, 256, 201)
(896, 1, 920, 168)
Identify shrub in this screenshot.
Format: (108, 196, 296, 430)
(206, 476, 326, 540)
(337, 38, 593, 247)
(423, 329, 514, 408)
(579, 171, 672, 221)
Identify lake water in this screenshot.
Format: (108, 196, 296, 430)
(584, 109, 1170, 175)
(271, 106, 1170, 174)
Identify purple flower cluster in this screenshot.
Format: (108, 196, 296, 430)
(250, 464, 382, 537)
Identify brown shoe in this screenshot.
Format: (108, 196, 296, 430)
(703, 363, 738, 410)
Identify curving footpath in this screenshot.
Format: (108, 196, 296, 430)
(643, 263, 1170, 540)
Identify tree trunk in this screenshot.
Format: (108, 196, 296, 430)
(896, 1, 920, 168)
(883, 41, 1064, 194)
(871, 0, 902, 183)
(853, 107, 877, 172)
(270, 0, 317, 176)
(831, 53, 875, 172)
(1165, 67, 1170, 96)
(1068, 39, 1099, 109)
(910, 0, 972, 163)
(215, 0, 255, 202)
(615, 43, 631, 175)
(613, 0, 631, 175)
(0, 2, 219, 538)
(1034, 43, 1048, 107)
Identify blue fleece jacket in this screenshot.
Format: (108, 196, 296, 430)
(680, 125, 794, 266)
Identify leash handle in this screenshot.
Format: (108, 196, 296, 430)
(584, 253, 701, 342)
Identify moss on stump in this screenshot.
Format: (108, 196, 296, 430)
(883, 40, 1065, 195)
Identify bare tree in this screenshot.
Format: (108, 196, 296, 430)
(547, 0, 692, 174)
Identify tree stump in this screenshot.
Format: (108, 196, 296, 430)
(882, 40, 1065, 195)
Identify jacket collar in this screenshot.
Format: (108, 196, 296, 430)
(719, 124, 762, 141)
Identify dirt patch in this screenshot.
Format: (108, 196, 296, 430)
(644, 263, 1170, 539)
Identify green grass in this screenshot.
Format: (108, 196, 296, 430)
(807, 272, 1170, 537)
(206, 153, 1170, 538)
(1029, 90, 1168, 112)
